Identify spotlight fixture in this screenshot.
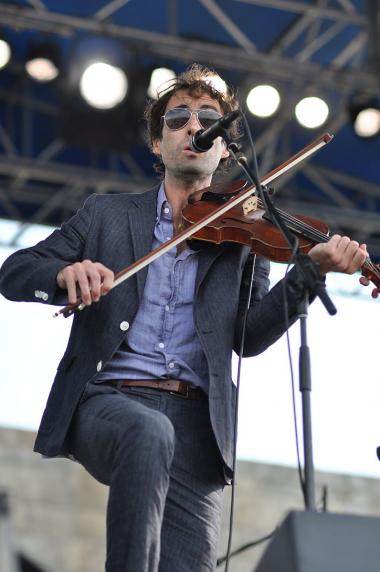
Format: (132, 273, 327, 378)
(354, 108, 380, 137)
(295, 96, 329, 129)
(0, 38, 11, 70)
(79, 62, 128, 109)
(203, 73, 228, 97)
(349, 97, 380, 138)
(25, 42, 60, 82)
(147, 67, 176, 99)
(60, 37, 152, 152)
(246, 84, 281, 118)
(59, 36, 152, 153)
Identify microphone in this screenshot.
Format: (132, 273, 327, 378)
(190, 109, 240, 153)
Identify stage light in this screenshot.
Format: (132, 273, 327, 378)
(295, 96, 329, 128)
(354, 107, 380, 137)
(79, 62, 128, 109)
(203, 73, 228, 96)
(147, 67, 176, 99)
(246, 84, 281, 118)
(60, 37, 152, 151)
(26, 58, 59, 82)
(0, 38, 11, 70)
(349, 97, 380, 138)
(25, 42, 60, 82)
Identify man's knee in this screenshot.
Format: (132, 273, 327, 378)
(119, 408, 175, 462)
(140, 409, 175, 451)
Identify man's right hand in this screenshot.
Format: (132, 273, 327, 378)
(56, 260, 114, 306)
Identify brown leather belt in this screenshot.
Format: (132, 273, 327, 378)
(109, 379, 205, 400)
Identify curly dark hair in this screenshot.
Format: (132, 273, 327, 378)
(144, 64, 240, 176)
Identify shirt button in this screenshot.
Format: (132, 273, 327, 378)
(97, 360, 103, 372)
(119, 321, 129, 331)
(41, 292, 48, 301)
(166, 237, 171, 241)
(158, 342, 165, 349)
(165, 305, 170, 312)
(164, 207, 170, 214)
(168, 362, 175, 369)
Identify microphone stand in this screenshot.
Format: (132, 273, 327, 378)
(226, 137, 336, 511)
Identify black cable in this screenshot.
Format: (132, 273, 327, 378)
(235, 110, 307, 503)
(217, 528, 276, 567)
(282, 269, 307, 504)
(223, 254, 257, 572)
(219, 110, 309, 567)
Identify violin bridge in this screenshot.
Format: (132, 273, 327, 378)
(242, 195, 258, 216)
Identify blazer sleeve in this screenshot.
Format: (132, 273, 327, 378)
(233, 253, 316, 357)
(0, 194, 97, 306)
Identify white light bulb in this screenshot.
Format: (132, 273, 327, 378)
(147, 67, 176, 99)
(246, 85, 280, 118)
(26, 57, 59, 82)
(203, 73, 228, 96)
(295, 96, 329, 129)
(0, 39, 11, 70)
(354, 108, 380, 138)
(80, 62, 128, 110)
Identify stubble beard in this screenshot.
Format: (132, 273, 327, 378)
(171, 157, 216, 187)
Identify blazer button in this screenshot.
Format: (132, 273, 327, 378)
(119, 321, 130, 331)
(96, 360, 103, 372)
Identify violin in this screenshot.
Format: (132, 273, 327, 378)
(182, 178, 380, 285)
(55, 134, 380, 318)
(182, 179, 329, 263)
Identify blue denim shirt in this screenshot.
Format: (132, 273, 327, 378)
(95, 184, 209, 392)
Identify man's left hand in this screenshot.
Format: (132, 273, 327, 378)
(308, 235, 367, 276)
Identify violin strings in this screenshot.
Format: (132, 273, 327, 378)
(256, 200, 380, 285)
(255, 198, 380, 282)
(256, 199, 329, 244)
(363, 257, 380, 278)
(278, 210, 329, 243)
(255, 199, 380, 284)
(277, 211, 380, 279)
(277, 210, 380, 279)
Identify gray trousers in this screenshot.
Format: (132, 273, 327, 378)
(67, 382, 225, 572)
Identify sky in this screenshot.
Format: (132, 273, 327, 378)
(0, 219, 380, 480)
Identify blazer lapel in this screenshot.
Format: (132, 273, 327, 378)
(195, 242, 229, 295)
(127, 188, 158, 299)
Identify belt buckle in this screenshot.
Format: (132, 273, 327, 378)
(170, 383, 190, 399)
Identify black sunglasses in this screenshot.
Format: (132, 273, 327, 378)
(162, 108, 222, 131)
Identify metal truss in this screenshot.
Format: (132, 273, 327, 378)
(0, 2, 377, 94)
(0, 0, 379, 257)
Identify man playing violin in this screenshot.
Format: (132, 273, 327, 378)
(0, 64, 368, 572)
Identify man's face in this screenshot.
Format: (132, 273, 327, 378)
(152, 90, 229, 182)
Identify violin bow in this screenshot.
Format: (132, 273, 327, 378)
(54, 133, 333, 318)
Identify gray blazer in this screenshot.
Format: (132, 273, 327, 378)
(0, 187, 299, 471)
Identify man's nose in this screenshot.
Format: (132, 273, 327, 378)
(187, 112, 202, 133)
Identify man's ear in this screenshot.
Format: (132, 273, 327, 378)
(152, 139, 161, 155)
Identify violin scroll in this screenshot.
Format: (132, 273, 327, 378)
(360, 261, 380, 297)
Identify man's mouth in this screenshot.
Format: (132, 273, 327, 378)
(183, 144, 197, 154)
